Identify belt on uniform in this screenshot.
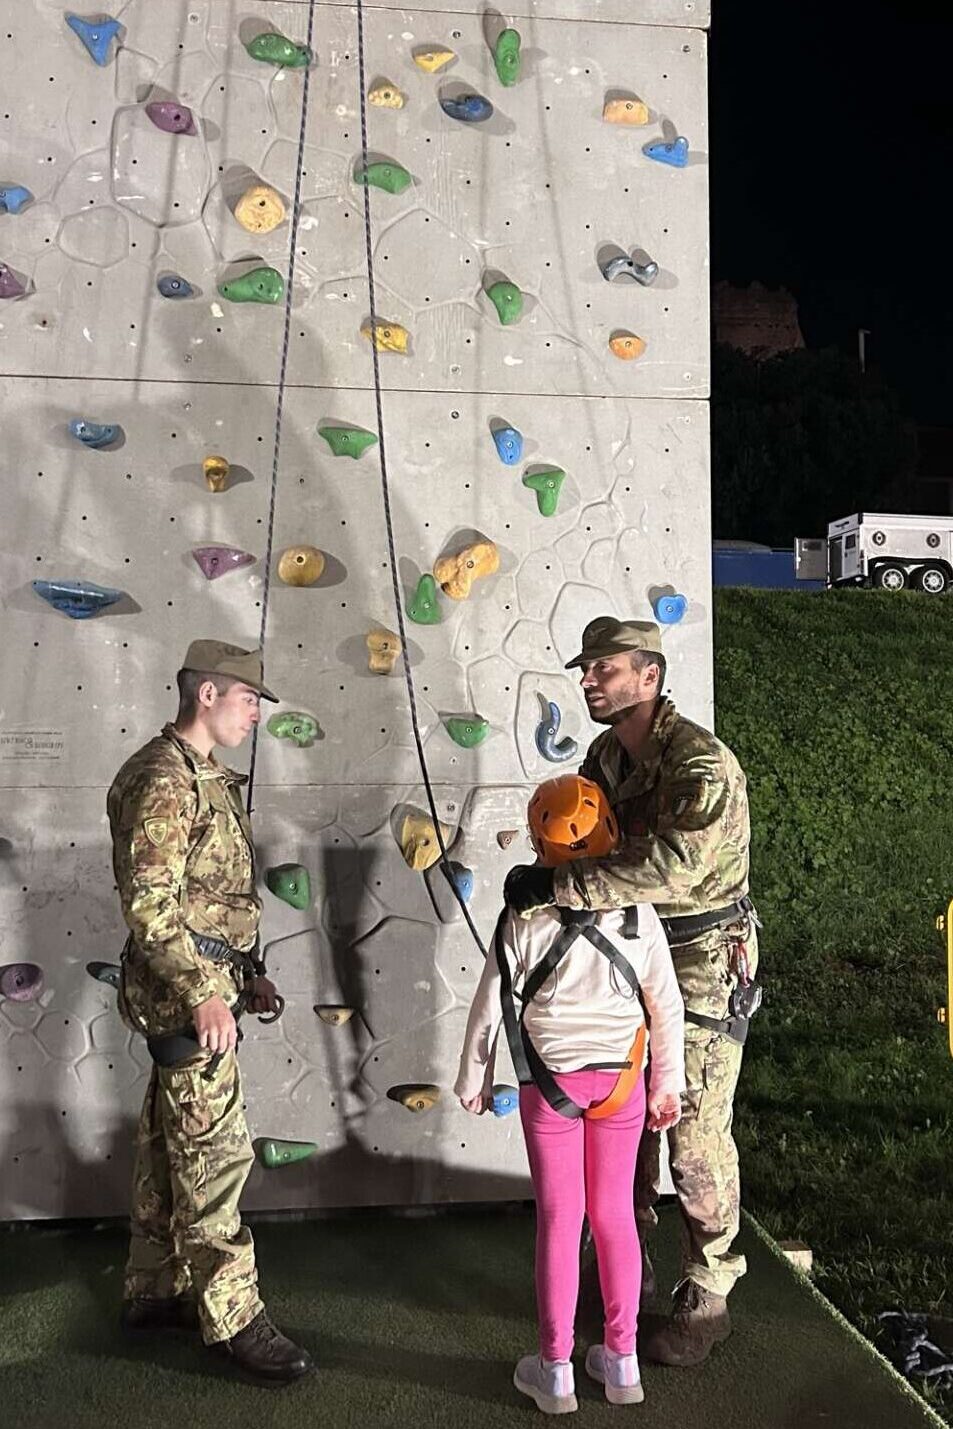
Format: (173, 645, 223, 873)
(659, 896, 758, 946)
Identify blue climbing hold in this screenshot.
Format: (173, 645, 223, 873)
(0, 185, 33, 215)
(492, 426, 523, 465)
(440, 93, 493, 123)
(491, 1085, 519, 1118)
(69, 418, 119, 448)
(535, 698, 578, 763)
(33, 580, 124, 619)
(65, 13, 121, 66)
(442, 861, 474, 903)
(653, 593, 687, 625)
(157, 273, 193, 299)
(643, 135, 689, 169)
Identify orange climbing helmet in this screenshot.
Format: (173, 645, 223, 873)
(528, 775, 619, 867)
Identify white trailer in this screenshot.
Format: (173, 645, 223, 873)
(795, 513, 953, 594)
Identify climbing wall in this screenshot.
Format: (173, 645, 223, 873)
(0, 1, 710, 1218)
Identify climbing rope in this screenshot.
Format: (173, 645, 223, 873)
(878, 1311, 953, 1390)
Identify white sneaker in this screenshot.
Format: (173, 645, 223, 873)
(584, 1344, 645, 1405)
(513, 1354, 578, 1414)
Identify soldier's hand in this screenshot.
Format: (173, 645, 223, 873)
(647, 1090, 682, 1132)
(248, 975, 281, 1016)
(192, 994, 238, 1055)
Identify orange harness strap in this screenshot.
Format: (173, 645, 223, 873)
(584, 1023, 647, 1121)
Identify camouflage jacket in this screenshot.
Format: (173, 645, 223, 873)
(107, 724, 260, 1031)
(552, 697, 751, 920)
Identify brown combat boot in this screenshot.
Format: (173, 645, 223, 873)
(215, 1309, 314, 1387)
(643, 1280, 731, 1366)
(120, 1294, 199, 1333)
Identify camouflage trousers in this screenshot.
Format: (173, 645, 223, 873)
(125, 1048, 263, 1345)
(636, 920, 759, 1299)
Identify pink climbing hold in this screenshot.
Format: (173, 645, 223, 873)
(145, 101, 198, 135)
(0, 262, 27, 299)
(191, 545, 256, 580)
(0, 963, 44, 1002)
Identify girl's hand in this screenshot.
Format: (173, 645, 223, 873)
(460, 1094, 487, 1115)
(647, 1090, 682, 1132)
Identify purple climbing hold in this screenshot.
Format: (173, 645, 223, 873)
(191, 545, 256, 580)
(0, 963, 44, 1003)
(145, 101, 197, 135)
(0, 262, 27, 299)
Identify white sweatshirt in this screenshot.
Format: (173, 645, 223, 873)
(455, 905, 686, 1103)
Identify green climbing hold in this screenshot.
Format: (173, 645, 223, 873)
(267, 711, 319, 747)
(355, 161, 412, 196)
(494, 28, 522, 87)
(318, 425, 378, 459)
(487, 280, 523, 326)
(245, 32, 311, 68)
(218, 266, 284, 304)
(408, 573, 441, 624)
(446, 716, 490, 749)
(256, 1138, 318, 1168)
(266, 863, 311, 910)
(523, 467, 566, 517)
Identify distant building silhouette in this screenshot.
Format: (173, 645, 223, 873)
(712, 280, 805, 357)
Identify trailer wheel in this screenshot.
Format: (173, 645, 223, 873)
(872, 563, 908, 591)
(916, 563, 949, 595)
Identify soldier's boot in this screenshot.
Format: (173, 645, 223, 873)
(215, 1309, 314, 1387)
(643, 1280, 731, 1367)
(120, 1294, 200, 1333)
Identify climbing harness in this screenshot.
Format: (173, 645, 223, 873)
(496, 907, 647, 1120)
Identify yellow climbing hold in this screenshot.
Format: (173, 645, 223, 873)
(368, 79, 405, 109)
(609, 332, 647, 361)
(366, 627, 402, 674)
(234, 183, 286, 234)
(361, 318, 410, 354)
(433, 540, 500, 600)
(315, 1006, 356, 1026)
(413, 48, 455, 73)
(278, 545, 326, 585)
(400, 810, 453, 872)
(203, 455, 229, 492)
(603, 96, 649, 126)
(389, 1084, 442, 1113)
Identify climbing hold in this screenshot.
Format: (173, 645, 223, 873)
(191, 545, 255, 580)
(609, 332, 647, 361)
(366, 628, 402, 674)
(388, 1084, 441, 1113)
(218, 266, 284, 304)
(145, 101, 197, 135)
(522, 467, 566, 518)
(0, 262, 26, 299)
(318, 425, 378, 459)
(0, 963, 44, 1002)
(653, 593, 687, 625)
(440, 93, 494, 124)
(603, 96, 649, 126)
(407, 573, 441, 624)
(266, 863, 311, 910)
(255, 1138, 318, 1168)
(486, 280, 523, 326)
(400, 811, 452, 871)
(202, 455, 230, 492)
(354, 161, 412, 196)
(267, 711, 319, 747)
(492, 426, 523, 465)
(494, 28, 522, 86)
(0, 185, 33, 215)
(314, 1005, 356, 1026)
(601, 253, 659, 286)
(33, 579, 124, 619)
(492, 1084, 519, 1117)
(156, 273, 193, 299)
(65, 12, 120, 66)
(434, 540, 500, 600)
(413, 49, 455, 73)
(368, 80, 405, 109)
(278, 545, 325, 586)
(442, 862, 474, 903)
(496, 830, 519, 850)
(445, 716, 489, 749)
(244, 32, 311, 68)
(643, 135, 689, 168)
(69, 418, 119, 449)
(86, 961, 121, 989)
(535, 698, 578, 763)
(360, 318, 410, 354)
(234, 184, 286, 234)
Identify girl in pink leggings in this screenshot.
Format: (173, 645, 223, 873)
(456, 775, 685, 1413)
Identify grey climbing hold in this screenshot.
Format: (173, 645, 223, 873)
(601, 252, 659, 286)
(86, 961, 121, 989)
(69, 418, 119, 448)
(535, 697, 578, 762)
(157, 273, 193, 299)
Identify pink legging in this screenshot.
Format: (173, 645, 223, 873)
(520, 1069, 646, 1363)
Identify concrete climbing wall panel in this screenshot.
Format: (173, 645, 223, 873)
(0, 0, 709, 1218)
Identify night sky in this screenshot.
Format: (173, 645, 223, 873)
(710, 2, 952, 424)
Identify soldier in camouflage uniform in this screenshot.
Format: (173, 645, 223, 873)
(107, 639, 313, 1386)
(504, 617, 759, 1367)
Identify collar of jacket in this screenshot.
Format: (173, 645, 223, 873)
(160, 722, 249, 789)
(594, 696, 681, 799)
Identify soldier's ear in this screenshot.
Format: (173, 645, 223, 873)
(197, 678, 218, 709)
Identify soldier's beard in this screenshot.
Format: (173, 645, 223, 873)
(586, 687, 641, 725)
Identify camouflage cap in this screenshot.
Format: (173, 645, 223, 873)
(564, 616, 664, 669)
(180, 639, 279, 702)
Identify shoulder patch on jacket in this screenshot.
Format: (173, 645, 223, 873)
(143, 817, 169, 847)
